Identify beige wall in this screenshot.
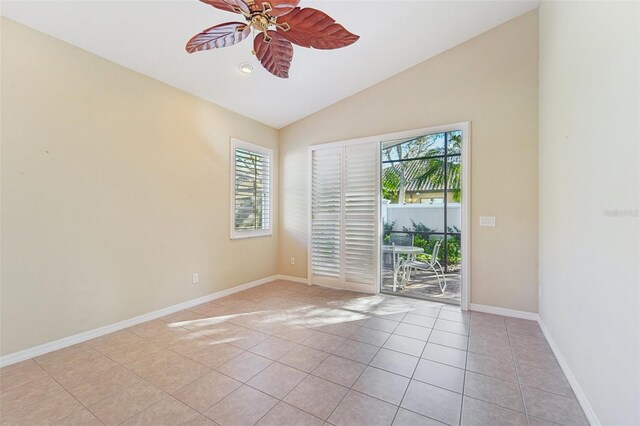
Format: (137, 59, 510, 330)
(1, 9, 540, 356)
(0, 18, 279, 356)
(538, 2, 640, 424)
(278, 11, 539, 312)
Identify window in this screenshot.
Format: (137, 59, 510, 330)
(230, 138, 272, 239)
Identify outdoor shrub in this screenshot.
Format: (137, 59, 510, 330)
(383, 220, 396, 244)
(402, 219, 435, 239)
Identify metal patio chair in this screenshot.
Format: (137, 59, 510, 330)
(404, 239, 447, 293)
(389, 233, 417, 283)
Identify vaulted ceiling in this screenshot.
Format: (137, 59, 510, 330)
(1, 1, 539, 128)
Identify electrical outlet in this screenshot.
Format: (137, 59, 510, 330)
(290, 257, 295, 265)
(192, 273, 199, 284)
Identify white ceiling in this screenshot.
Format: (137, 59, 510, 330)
(1, 0, 538, 128)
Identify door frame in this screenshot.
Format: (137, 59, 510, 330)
(308, 122, 471, 310)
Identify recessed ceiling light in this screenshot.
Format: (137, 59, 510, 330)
(238, 63, 254, 74)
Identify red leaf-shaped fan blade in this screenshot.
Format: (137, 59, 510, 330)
(186, 22, 250, 53)
(199, 0, 249, 14)
(254, 31, 293, 78)
(267, 0, 300, 17)
(277, 7, 359, 50)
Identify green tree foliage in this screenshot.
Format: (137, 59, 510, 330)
(382, 172, 399, 203)
(382, 131, 462, 203)
(413, 132, 461, 202)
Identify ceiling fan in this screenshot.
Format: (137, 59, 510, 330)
(185, 0, 360, 78)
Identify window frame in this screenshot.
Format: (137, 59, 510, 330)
(230, 138, 273, 240)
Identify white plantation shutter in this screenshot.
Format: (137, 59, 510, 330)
(343, 144, 378, 286)
(309, 142, 379, 292)
(310, 148, 342, 282)
(231, 139, 272, 239)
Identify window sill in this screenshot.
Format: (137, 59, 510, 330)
(230, 230, 273, 240)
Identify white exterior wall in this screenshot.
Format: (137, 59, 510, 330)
(383, 202, 462, 232)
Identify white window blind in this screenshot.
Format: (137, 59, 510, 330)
(309, 142, 379, 291)
(231, 139, 272, 239)
(311, 148, 342, 280)
(343, 145, 378, 285)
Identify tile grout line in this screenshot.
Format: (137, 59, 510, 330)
(227, 308, 403, 425)
(390, 304, 442, 426)
(397, 302, 472, 425)
(8, 304, 391, 422)
(1, 286, 343, 424)
(7, 287, 565, 426)
(505, 321, 532, 426)
(22, 301, 453, 425)
(116, 394, 174, 426)
(194, 325, 373, 423)
(75, 328, 242, 422)
(257, 399, 326, 425)
(319, 319, 396, 424)
(319, 302, 429, 424)
(59, 350, 155, 419)
(423, 307, 469, 426)
(457, 311, 472, 426)
(465, 319, 535, 413)
(245, 371, 318, 426)
(192, 302, 333, 423)
(2, 361, 105, 425)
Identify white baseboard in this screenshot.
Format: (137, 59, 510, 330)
(275, 274, 308, 284)
(469, 303, 540, 321)
(537, 319, 600, 426)
(0, 275, 278, 368)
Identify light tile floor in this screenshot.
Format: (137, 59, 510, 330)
(0, 280, 589, 426)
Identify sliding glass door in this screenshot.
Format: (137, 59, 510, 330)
(380, 130, 463, 304)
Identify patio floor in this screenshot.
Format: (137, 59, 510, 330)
(381, 266, 461, 304)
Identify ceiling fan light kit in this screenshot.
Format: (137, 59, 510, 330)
(186, 0, 360, 78)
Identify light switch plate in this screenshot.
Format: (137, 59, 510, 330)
(479, 216, 496, 227)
